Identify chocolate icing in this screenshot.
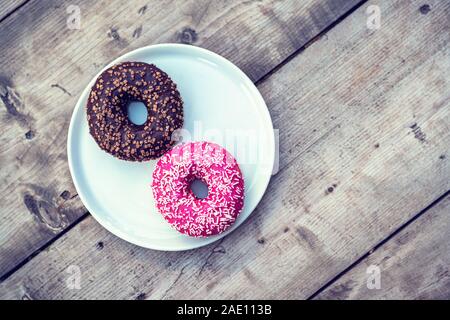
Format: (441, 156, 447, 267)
(86, 62, 183, 161)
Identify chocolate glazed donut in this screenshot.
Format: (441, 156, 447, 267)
(86, 62, 183, 161)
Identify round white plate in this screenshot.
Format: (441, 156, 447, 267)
(68, 44, 275, 250)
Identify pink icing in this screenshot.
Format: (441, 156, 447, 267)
(151, 141, 245, 237)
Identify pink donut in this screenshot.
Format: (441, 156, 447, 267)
(151, 141, 244, 237)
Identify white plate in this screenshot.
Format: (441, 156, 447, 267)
(68, 44, 274, 250)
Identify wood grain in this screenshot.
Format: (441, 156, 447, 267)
(0, 0, 27, 21)
(316, 193, 450, 300)
(1, 0, 449, 299)
(0, 0, 362, 278)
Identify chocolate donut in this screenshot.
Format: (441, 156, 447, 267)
(86, 62, 183, 161)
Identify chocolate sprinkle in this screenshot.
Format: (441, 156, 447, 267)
(86, 62, 184, 161)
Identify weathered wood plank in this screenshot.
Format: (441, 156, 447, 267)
(0, 0, 362, 278)
(1, 0, 449, 299)
(0, 0, 27, 21)
(316, 193, 450, 300)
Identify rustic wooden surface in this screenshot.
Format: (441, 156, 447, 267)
(0, 0, 361, 279)
(316, 193, 450, 300)
(0, 0, 26, 21)
(0, 0, 449, 300)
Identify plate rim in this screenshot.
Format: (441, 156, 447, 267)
(67, 43, 275, 251)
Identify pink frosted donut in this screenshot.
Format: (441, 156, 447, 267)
(151, 141, 244, 237)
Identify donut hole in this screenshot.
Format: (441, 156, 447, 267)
(126, 101, 148, 125)
(189, 178, 209, 199)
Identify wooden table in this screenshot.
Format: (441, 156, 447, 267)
(0, 0, 449, 300)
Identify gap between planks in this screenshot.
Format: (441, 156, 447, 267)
(0, 212, 89, 282)
(307, 189, 450, 300)
(1, 0, 448, 300)
(0, 0, 31, 24)
(254, 0, 367, 86)
(0, 0, 369, 283)
(0, 0, 367, 279)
